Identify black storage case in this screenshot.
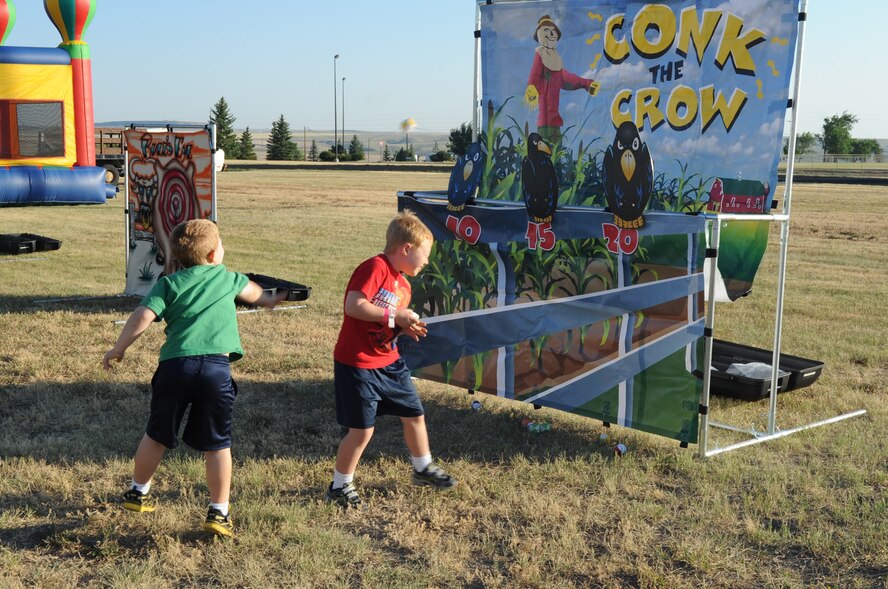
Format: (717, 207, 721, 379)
(709, 339, 824, 401)
(0, 233, 62, 254)
(246, 273, 311, 302)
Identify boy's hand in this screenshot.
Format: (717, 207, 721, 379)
(261, 289, 289, 309)
(396, 309, 428, 341)
(103, 348, 124, 371)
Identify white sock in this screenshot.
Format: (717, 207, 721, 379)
(411, 454, 433, 472)
(131, 479, 151, 494)
(209, 502, 229, 517)
(332, 469, 354, 489)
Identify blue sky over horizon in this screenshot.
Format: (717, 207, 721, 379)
(5, 1, 886, 138)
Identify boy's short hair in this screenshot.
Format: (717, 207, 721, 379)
(170, 219, 220, 267)
(385, 210, 433, 252)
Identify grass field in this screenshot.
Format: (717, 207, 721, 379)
(1, 170, 886, 588)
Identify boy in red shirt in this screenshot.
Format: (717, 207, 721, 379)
(328, 211, 456, 507)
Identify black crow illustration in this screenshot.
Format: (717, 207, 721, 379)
(602, 121, 654, 229)
(521, 133, 559, 223)
(447, 142, 485, 211)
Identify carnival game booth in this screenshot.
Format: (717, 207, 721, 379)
(398, 0, 862, 457)
(0, 0, 114, 208)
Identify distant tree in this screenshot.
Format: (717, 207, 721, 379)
(238, 127, 257, 160)
(267, 114, 297, 160)
(309, 140, 319, 161)
(383, 143, 392, 161)
(348, 134, 364, 161)
(210, 97, 241, 159)
(850, 138, 882, 156)
(817, 112, 858, 156)
(783, 131, 817, 156)
(447, 122, 473, 157)
(428, 150, 452, 162)
(318, 149, 336, 162)
(395, 146, 415, 161)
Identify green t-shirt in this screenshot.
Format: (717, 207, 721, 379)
(141, 264, 250, 362)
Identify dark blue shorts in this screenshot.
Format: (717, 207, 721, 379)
(334, 358, 424, 429)
(147, 354, 238, 451)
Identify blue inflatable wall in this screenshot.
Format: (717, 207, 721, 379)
(0, 166, 115, 206)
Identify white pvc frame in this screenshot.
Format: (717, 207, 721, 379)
(697, 0, 866, 457)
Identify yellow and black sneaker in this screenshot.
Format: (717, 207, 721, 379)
(202, 507, 235, 538)
(122, 488, 156, 513)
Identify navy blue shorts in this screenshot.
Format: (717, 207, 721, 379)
(147, 354, 238, 451)
(334, 358, 424, 429)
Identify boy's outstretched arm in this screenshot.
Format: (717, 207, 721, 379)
(237, 280, 288, 309)
(103, 306, 157, 370)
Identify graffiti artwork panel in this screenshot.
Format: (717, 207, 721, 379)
(124, 129, 214, 295)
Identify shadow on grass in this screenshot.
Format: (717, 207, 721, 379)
(0, 294, 141, 316)
(0, 378, 615, 466)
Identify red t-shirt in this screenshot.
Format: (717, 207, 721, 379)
(333, 254, 413, 368)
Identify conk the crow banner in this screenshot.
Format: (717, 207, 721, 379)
(399, 0, 798, 443)
(477, 0, 797, 300)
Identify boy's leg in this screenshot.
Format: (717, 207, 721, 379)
(335, 427, 374, 476)
(400, 415, 430, 459)
(202, 447, 235, 537)
(133, 433, 166, 485)
(123, 434, 166, 512)
(205, 448, 232, 505)
(326, 427, 373, 507)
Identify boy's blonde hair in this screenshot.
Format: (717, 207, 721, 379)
(384, 210, 433, 252)
(170, 219, 220, 268)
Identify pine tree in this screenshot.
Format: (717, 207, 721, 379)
(348, 134, 364, 161)
(210, 97, 241, 159)
(267, 115, 296, 161)
(383, 143, 392, 161)
(238, 127, 257, 160)
(309, 140, 319, 161)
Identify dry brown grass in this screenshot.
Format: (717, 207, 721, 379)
(1, 172, 886, 588)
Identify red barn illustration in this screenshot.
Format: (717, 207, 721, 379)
(706, 178, 771, 214)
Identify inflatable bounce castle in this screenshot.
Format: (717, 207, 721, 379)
(0, 0, 115, 206)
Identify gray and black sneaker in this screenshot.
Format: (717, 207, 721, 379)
(412, 464, 456, 489)
(324, 482, 363, 508)
(122, 487, 156, 513)
(202, 507, 235, 538)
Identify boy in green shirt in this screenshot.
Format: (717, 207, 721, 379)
(103, 219, 285, 537)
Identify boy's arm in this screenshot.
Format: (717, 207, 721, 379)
(344, 290, 426, 340)
(237, 280, 288, 309)
(103, 306, 157, 370)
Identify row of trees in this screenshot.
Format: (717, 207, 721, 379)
(210, 97, 476, 162)
(785, 112, 883, 158)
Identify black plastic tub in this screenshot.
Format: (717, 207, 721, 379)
(708, 339, 824, 400)
(246, 273, 311, 302)
(0, 233, 62, 254)
(0, 234, 37, 254)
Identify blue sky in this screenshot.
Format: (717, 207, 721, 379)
(5, 1, 885, 137)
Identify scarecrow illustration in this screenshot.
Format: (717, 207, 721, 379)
(524, 14, 600, 144)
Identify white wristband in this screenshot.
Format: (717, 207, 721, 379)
(388, 308, 396, 329)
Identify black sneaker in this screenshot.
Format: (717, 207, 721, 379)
(324, 482, 362, 508)
(411, 464, 456, 489)
(122, 488, 156, 513)
(202, 507, 235, 538)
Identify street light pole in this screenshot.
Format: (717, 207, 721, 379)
(342, 76, 346, 159)
(333, 54, 339, 162)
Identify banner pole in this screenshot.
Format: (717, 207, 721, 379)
(698, 219, 721, 458)
(472, 2, 481, 142)
(768, 0, 809, 433)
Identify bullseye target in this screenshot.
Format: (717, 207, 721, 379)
(157, 168, 199, 235)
